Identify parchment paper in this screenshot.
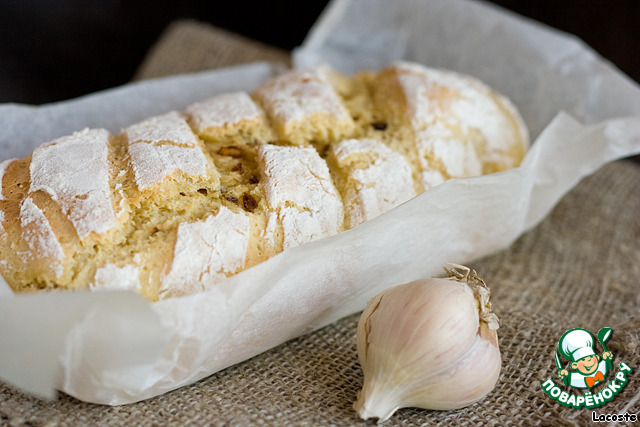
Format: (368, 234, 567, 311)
(1, 0, 639, 405)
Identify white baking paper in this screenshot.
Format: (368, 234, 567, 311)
(0, 0, 639, 405)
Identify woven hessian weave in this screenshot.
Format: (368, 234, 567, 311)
(2, 20, 638, 426)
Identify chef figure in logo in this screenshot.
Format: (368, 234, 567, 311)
(557, 328, 612, 388)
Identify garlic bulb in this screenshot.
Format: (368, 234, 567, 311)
(354, 264, 501, 422)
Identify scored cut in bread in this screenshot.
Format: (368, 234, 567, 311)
(0, 62, 529, 301)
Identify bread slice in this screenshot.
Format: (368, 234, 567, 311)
(0, 62, 529, 301)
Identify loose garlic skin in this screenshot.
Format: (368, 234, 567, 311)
(354, 265, 501, 422)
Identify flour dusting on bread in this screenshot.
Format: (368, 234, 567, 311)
(0, 62, 529, 300)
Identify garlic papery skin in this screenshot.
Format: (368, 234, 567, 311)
(354, 264, 501, 422)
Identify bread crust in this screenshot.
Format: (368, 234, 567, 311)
(0, 62, 529, 301)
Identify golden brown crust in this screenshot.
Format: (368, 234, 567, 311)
(0, 62, 529, 301)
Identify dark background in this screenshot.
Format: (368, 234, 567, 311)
(0, 0, 638, 105)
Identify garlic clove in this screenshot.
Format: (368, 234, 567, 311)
(399, 330, 501, 410)
(354, 265, 501, 422)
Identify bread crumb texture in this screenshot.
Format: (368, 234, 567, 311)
(0, 62, 529, 301)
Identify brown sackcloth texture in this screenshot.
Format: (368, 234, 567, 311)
(1, 20, 639, 426)
(132, 20, 290, 81)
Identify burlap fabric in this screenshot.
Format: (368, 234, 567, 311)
(1, 20, 638, 426)
(132, 20, 290, 81)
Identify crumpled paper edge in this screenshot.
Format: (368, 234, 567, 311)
(135, 111, 640, 404)
(0, 62, 287, 401)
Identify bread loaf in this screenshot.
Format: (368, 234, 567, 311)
(0, 62, 529, 301)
